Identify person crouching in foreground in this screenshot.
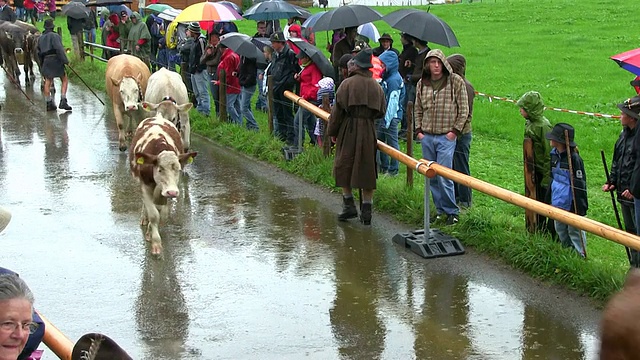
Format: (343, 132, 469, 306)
(328, 49, 386, 225)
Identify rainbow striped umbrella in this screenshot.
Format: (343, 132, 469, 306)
(173, 1, 243, 25)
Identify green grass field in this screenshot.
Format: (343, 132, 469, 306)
(53, 0, 639, 302)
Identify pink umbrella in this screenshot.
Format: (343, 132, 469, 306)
(611, 48, 640, 76)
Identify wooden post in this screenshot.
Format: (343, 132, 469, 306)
(79, 32, 85, 61)
(219, 69, 227, 122)
(523, 138, 538, 233)
(267, 75, 274, 134)
(406, 101, 414, 188)
(322, 93, 331, 157)
(90, 43, 94, 63)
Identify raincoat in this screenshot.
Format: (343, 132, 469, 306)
(518, 91, 553, 188)
(378, 51, 405, 129)
(127, 12, 151, 60)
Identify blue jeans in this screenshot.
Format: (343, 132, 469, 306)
(453, 131, 472, 207)
(226, 92, 241, 124)
(241, 85, 259, 130)
(293, 106, 317, 147)
(554, 220, 586, 257)
(421, 133, 458, 216)
(191, 71, 210, 115)
(256, 69, 266, 110)
(83, 28, 96, 43)
(377, 117, 399, 174)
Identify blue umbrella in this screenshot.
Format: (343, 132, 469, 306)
(107, 4, 131, 15)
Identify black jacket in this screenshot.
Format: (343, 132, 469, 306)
(398, 43, 418, 81)
(0, 6, 16, 22)
(630, 127, 640, 198)
(67, 17, 85, 35)
(238, 56, 257, 87)
(188, 35, 207, 74)
(372, 45, 399, 57)
(270, 44, 299, 94)
(610, 126, 637, 204)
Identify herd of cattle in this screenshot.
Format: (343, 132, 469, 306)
(105, 54, 197, 256)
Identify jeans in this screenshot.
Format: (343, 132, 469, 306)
(554, 220, 587, 258)
(273, 89, 295, 144)
(167, 49, 178, 71)
(401, 82, 415, 134)
(241, 85, 259, 130)
(191, 71, 210, 115)
(377, 117, 399, 175)
(621, 200, 640, 267)
(209, 71, 220, 116)
(421, 133, 458, 216)
(226, 92, 241, 124)
(453, 131, 472, 207)
(293, 106, 317, 147)
(256, 69, 266, 110)
(15, 7, 25, 21)
(83, 28, 96, 43)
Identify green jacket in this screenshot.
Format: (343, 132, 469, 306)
(518, 91, 552, 188)
(128, 12, 151, 60)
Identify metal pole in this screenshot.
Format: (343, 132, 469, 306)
(424, 171, 430, 240)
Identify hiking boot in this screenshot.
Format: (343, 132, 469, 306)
(46, 100, 57, 112)
(338, 196, 358, 221)
(58, 98, 72, 111)
(360, 203, 372, 225)
(446, 214, 459, 225)
(429, 213, 444, 224)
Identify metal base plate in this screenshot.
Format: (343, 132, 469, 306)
(282, 146, 303, 161)
(392, 228, 465, 259)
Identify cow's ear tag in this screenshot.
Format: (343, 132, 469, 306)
(187, 156, 194, 164)
(136, 157, 145, 165)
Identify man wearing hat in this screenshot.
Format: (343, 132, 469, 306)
(331, 26, 358, 86)
(372, 33, 399, 57)
(186, 22, 210, 116)
(328, 49, 386, 226)
(546, 122, 588, 257)
(269, 31, 299, 145)
(38, 19, 72, 112)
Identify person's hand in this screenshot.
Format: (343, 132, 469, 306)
(622, 189, 633, 199)
(258, 74, 263, 80)
(331, 136, 337, 144)
(417, 133, 424, 140)
(602, 184, 614, 192)
(294, 73, 299, 80)
(206, 47, 212, 54)
(211, 80, 219, 85)
(446, 131, 457, 141)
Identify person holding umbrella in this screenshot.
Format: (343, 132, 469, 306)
(269, 31, 299, 145)
(238, 54, 259, 131)
(66, 13, 85, 59)
(331, 27, 357, 86)
(328, 49, 386, 225)
(293, 48, 322, 146)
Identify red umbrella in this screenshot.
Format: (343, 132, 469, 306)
(611, 48, 640, 76)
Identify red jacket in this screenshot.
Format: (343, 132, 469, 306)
(298, 62, 322, 102)
(24, 0, 34, 10)
(218, 48, 240, 94)
(106, 14, 120, 49)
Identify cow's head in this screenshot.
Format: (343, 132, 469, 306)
(142, 100, 192, 128)
(112, 76, 143, 111)
(134, 150, 197, 198)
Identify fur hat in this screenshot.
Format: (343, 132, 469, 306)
(618, 96, 640, 120)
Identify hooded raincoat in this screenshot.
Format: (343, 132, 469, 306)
(128, 12, 151, 60)
(518, 91, 552, 188)
(378, 50, 405, 128)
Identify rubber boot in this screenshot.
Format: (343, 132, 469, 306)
(59, 98, 72, 111)
(360, 203, 372, 225)
(46, 100, 57, 112)
(337, 196, 358, 221)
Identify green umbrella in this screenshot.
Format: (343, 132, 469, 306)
(144, 3, 173, 13)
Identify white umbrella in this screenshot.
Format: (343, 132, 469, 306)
(158, 8, 182, 22)
(357, 22, 380, 42)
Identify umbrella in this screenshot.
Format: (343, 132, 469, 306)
(252, 36, 271, 51)
(158, 8, 181, 21)
(357, 22, 379, 42)
(611, 48, 640, 77)
(217, 1, 242, 15)
(291, 5, 311, 20)
(290, 39, 334, 78)
(382, 9, 459, 47)
(144, 3, 173, 13)
(213, 21, 239, 35)
(312, 5, 382, 32)
(219, 33, 267, 63)
(105, 4, 131, 14)
(61, 2, 91, 19)
(243, 0, 304, 21)
(174, 2, 243, 24)
(301, 11, 323, 29)
(85, 0, 132, 6)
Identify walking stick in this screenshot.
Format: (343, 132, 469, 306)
(64, 64, 105, 106)
(601, 150, 632, 263)
(1, 65, 35, 105)
(565, 130, 587, 259)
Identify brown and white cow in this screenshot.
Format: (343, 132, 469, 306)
(129, 111, 197, 255)
(106, 54, 151, 151)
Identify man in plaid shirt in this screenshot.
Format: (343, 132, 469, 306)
(414, 49, 469, 225)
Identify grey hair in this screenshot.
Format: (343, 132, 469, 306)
(0, 273, 35, 305)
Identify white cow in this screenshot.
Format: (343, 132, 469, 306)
(144, 68, 192, 151)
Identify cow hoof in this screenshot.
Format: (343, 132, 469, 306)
(151, 243, 163, 255)
(140, 219, 149, 226)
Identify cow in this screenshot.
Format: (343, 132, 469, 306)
(144, 68, 193, 151)
(0, 21, 37, 85)
(129, 110, 197, 255)
(105, 54, 151, 151)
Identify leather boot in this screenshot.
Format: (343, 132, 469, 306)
(338, 196, 358, 221)
(46, 100, 57, 112)
(360, 203, 372, 225)
(59, 98, 72, 111)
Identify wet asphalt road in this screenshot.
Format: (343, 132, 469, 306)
(0, 75, 604, 359)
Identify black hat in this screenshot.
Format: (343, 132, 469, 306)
(545, 123, 577, 147)
(618, 96, 640, 120)
(71, 333, 132, 360)
(270, 31, 286, 42)
(352, 48, 373, 69)
(187, 22, 201, 33)
(378, 33, 393, 43)
(338, 54, 353, 69)
(44, 18, 54, 30)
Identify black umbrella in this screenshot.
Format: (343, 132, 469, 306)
(251, 37, 271, 51)
(382, 9, 459, 47)
(291, 5, 311, 20)
(312, 5, 382, 32)
(61, 2, 91, 19)
(85, 0, 132, 6)
(220, 33, 267, 63)
(243, 0, 304, 21)
(291, 39, 334, 78)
